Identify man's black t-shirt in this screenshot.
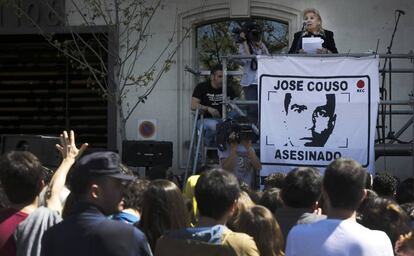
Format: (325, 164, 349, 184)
(192, 81, 236, 118)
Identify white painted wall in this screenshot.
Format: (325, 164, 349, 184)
(71, 0, 414, 178)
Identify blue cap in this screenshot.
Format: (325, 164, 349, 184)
(73, 152, 135, 181)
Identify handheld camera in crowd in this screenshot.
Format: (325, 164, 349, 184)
(216, 118, 259, 151)
(232, 21, 263, 44)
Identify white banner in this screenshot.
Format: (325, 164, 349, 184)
(258, 56, 379, 178)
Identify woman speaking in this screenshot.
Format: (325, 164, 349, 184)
(289, 8, 338, 54)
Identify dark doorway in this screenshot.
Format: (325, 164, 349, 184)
(0, 34, 109, 148)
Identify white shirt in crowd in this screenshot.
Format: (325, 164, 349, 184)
(285, 218, 394, 256)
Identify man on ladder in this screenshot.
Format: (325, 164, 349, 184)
(191, 64, 236, 147)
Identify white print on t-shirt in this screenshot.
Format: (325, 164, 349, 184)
(206, 93, 223, 106)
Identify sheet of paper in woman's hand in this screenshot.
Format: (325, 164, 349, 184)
(302, 37, 324, 53)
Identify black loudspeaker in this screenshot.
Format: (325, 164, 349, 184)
(0, 134, 61, 168)
(122, 140, 173, 168)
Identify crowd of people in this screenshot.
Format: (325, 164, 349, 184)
(1, 7, 412, 256)
(0, 130, 413, 256)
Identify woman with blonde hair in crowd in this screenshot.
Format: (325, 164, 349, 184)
(137, 179, 190, 251)
(226, 191, 255, 230)
(237, 205, 285, 256)
(289, 8, 338, 54)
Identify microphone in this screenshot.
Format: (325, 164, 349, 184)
(296, 22, 308, 53)
(396, 9, 405, 15)
(302, 22, 307, 31)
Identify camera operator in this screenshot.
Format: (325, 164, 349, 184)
(238, 21, 269, 126)
(218, 117, 262, 189)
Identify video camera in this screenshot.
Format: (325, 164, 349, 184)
(216, 118, 259, 151)
(232, 21, 262, 44)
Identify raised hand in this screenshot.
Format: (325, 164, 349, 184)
(56, 130, 88, 161)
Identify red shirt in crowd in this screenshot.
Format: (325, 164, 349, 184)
(0, 208, 29, 256)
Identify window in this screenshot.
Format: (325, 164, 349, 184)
(196, 18, 289, 70)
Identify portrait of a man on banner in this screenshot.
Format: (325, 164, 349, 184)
(282, 92, 337, 147)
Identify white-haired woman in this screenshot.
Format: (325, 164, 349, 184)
(289, 8, 338, 54)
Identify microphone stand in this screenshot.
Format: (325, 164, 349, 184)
(380, 10, 404, 143)
(296, 23, 307, 53)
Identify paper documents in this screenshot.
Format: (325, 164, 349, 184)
(302, 37, 324, 54)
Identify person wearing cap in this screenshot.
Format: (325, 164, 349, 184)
(41, 151, 152, 256)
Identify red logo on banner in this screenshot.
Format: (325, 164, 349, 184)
(357, 80, 365, 89)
